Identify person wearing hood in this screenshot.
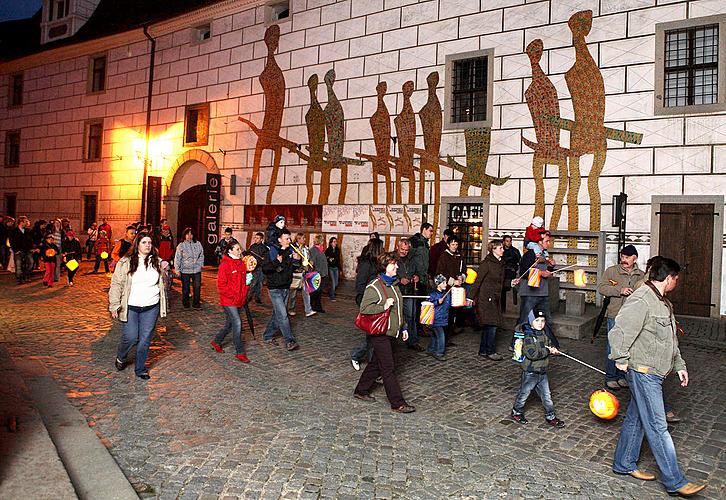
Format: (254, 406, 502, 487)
(467, 239, 506, 361)
(211, 241, 251, 363)
(265, 215, 286, 260)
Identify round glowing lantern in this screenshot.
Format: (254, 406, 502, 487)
(100, 251, 109, 260)
(574, 269, 588, 288)
(45, 248, 57, 258)
(242, 254, 257, 271)
(465, 268, 477, 284)
(589, 390, 619, 420)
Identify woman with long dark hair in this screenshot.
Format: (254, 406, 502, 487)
(325, 236, 341, 301)
(212, 241, 251, 363)
(109, 234, 168, 380)
(174, 227, 205, 308)
(350, 238, 385, 370)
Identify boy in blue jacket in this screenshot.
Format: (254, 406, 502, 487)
(511, 308, 565, 428)
(426, 274, 451, 361)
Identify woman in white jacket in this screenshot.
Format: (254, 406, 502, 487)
(174, 227, 205, 308)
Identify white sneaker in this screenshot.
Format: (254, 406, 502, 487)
(305, 311, 317, 317)
(351, 359, 360, 371)
(288, 310, 296, 316)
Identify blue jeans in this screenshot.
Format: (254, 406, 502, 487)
(613, 370, 688, 492)
(351, 336, 373, 362)
(426, 326, 445, 356)
(215, 306, 245, 354)
(288, 283, 312, 314)
(605, 318, 627, 382)
(14, 251, 33, 281)
(403, 297, 419, 347)
(517, 295, 559, 348)
(328, 267, 339, 299)
(181, 272, 202, 306)
(512, 372, 556, 420)
(479, 325, 497, 355)
(117, 303, 160, 375)
(264, 288, 295, 344)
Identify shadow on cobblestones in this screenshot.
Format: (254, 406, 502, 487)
(0, 265, 723, 499)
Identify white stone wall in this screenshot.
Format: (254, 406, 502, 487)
(2, 0, 726, 310)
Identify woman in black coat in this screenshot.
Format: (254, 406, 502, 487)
(467, 239, 506, 360)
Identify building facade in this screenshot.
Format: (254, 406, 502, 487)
(1, 0, 725, 316)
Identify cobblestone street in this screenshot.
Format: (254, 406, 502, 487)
(1, 263, 724, 499)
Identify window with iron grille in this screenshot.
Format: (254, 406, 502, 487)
(9, 74, 23, 107)
(184, 103, 210, 146)
(5, 131, 20, 167)
(89, 55, 106, 93)
(444, 49, 494, 130)
(84, 121, 103, 161)
(664, 25, 718, 107)
(656, 15, 726, 115)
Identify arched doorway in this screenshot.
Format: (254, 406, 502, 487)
(164, 150, 221, 265)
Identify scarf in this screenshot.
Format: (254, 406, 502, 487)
(379, 273, 396, 286)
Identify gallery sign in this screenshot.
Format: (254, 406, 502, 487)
(205, 173, 221, 247)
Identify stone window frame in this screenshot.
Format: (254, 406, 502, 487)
(264, 0, 291, 27)
(87, 53, 107, 95)
(4, 192, 17, 218)
(654, 14, 726, 116)
(8, 72, 23, 108)
(191, 22, 212, 45)
(184, 103, 210, 147)
(83, 119, 104, 162)
(4, 130, 20, 167)
(444, 48, 495, 131)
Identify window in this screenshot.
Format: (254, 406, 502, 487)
(9, 73, 23, 107)
(49, 0, 69, 21)
(184, 103, 210, 146)
(82, 194, 97, 231)
(265, 1, 290, 25)
(88, 55, 107, 93)
(5, 131, 20, 167)
(4, 193, 16, 218)
(84, 120, 103, 161)
(655, 15, 726, 115)
(444, 49, 494, 130)
(191, 23, 211, 44)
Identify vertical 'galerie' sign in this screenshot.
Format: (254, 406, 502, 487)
(205, 173, 221, 247)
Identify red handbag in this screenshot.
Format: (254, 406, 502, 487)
(354, 278, 391, 336)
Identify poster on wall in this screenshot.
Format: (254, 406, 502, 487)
(322, 205, 338, 232)
(406, 205, 423, 232)
(370, 205, 391, 233)
(337, 205, 354, 232)
(352, 205, 370, 234)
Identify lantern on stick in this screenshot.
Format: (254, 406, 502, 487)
(574, 269, 587, 288)
(65, 259, 79, 271)
(242, 254, 257, 271)
(589, 390, 619, 420)
(465, 268, 477, 284)
(100, 251, 109, 259)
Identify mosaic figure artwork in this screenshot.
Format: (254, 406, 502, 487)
(241, 25, 290, 205)
(393, 81, 418, 204)
(419, 72, 443, 233)
(323, 69, 347, 204)
(446, 128, 509, 197)
(522, 39, 570, 231)
(364, 82, 394, 205)
(304, 74, 326, 205)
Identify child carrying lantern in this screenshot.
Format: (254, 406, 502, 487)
(424, 274, 451, 361)
(93, 230, 112, 274)
(40, 233, 60, 287)
(511, 308, 566, 428)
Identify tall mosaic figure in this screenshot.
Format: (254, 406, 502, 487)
(394, 81, 417, 204)
(305, 74, 326, 204)
(419, 72, 443, 233)
(369, 82, 394, 204)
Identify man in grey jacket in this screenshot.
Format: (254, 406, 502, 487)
(609, 257, 705, 497)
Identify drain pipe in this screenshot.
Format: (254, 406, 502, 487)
(140, 25, 156, 224)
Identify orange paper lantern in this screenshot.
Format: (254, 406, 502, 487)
(242, 254, 257, 271)
(45, 248, 56, 258)
(574, 269, 587, 287)
(527, 268, 541, 287)
(589, 390, 619, 420)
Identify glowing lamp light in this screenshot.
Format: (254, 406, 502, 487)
(465, 268, 477, 284)
(100, 251, 109, 260)
(589, 390, 619, 420)
(527, 268, 541, 287)
(65, 259, 79, 271)
(574, 269, 588, 288)
(45, 248, 57, 258)
(242, 255, 257, 271)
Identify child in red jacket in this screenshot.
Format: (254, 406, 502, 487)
(93, 230, 111, 273)
(524, 216, 548, 256)
(211, 240, 251, 363)
(40, 234, 60, 287)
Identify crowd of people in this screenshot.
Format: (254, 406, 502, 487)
(1, 212, 705, 497)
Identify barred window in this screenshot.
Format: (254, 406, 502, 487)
(444, 49, 494, 130)
(664, 25, 718, 107)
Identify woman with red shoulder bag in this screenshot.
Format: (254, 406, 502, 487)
(353, 252, 415, 413)
(211, 241, 251, 363)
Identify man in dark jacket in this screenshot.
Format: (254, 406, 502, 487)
(261, 229, 299, 351)
(501, 235, 521, 312)
(248, 231, 268, 304)
(396, 239, 423, 351)
(9, 216, 35, 283)
(428, 228, 454, 279)
(409, 222, 434, 292)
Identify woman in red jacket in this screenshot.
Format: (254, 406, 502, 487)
(211, 241, 251, 362)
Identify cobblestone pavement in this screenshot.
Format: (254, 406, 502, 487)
(0, 263, 724, 499)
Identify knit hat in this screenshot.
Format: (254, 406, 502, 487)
(274, 214, 286, 223)
(531, 216, 544, 228)
(620, 244, 638, 257)
(527, 308, 546, 325)
(434, 274, 447, 286)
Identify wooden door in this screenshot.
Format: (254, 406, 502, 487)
(657, 203, 714, 316)
(177, 184, 215, 265)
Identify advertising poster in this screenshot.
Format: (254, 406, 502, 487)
(369, 205, 391, 233)
(352, 205, 370, 234)
(338, 205, 354, 232)
(322, 205, 338, 232)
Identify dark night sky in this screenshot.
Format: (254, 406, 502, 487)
(0, 0, 42, 22)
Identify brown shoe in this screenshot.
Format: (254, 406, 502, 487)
(354, 393, 375, 402)
(669, 483, 706, 497)
(392, 404, 416, 413)
(629, 470, 656, 481)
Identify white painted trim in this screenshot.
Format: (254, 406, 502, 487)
(650, 195, 723, 318)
